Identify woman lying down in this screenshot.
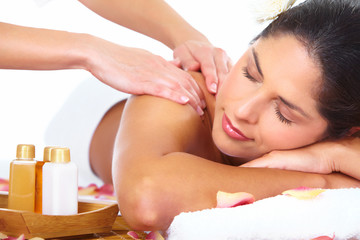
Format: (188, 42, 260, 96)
(89, 0, 360, 231)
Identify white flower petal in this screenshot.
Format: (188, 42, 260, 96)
(250, 0, 297, 23)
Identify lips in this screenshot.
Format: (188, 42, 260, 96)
(222, 114, 252, 141)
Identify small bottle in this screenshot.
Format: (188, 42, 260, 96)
(42, 147, 78, 215)
(8, 144, 36, 212)
(34, 146, 53, 214)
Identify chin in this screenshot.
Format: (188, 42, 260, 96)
(214, 138, 262, 160)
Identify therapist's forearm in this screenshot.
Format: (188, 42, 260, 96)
(0, 22, 90, 70)
(78, 0, 208, 50)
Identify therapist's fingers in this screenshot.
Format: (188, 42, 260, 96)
(90, 43, 205, 113)
(146, 58, 205, 111)
(165, 67, 206, 111)
(198, 54, 218, 94)
(169, 56, 206, 108)
(173, 40, 232, 94)
(198, 47, 233, 94)
(169, 57, 182, 68)
(213, 48, 233, 90)
(173, 44, 200, 71)
(143, 80, 205, 115)
(139, 67, 205, 115)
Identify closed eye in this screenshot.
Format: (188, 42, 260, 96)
(242, 67, 258, 83)
(275, 105, 292, 125)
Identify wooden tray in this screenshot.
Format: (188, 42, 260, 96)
(0, 191, 119, 239)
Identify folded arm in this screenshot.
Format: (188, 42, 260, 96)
(112, 91, 360, 231)
(242, 137, 360, 180)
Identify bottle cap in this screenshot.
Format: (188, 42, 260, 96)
(16, 144, 35, 159)
(43, 146, 55, 162)
(51, 147, 71, 163)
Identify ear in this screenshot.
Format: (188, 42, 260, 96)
(348, 126, 360, 136)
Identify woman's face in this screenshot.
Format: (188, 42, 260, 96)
(212, 34, 328, 161)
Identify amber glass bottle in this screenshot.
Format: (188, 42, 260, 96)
(8, 144, 36, 212)
(35, 146, 53, 214)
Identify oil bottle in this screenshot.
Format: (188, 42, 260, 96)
(42, 147, 78, 215)
(8, 144, 36, 212)
(34, 146, 53, 214)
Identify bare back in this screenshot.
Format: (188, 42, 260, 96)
(89, 71, 223, 184)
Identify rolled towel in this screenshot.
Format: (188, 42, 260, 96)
(167, 188, 360, 240)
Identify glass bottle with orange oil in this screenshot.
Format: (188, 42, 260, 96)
(8, 144, 36, 212)
(34, 146, 53, 214)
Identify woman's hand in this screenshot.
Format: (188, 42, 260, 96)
(85, 36, 206, 115)
(241, 137, 360, 180)
(173, 40, 233, 95)
(241, 145, 334, 174)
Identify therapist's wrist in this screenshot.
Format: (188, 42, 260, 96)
(66, 32, 97, 72)
(168, 26, 209, 50)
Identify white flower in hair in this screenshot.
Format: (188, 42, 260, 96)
(251, 0, 297, 23)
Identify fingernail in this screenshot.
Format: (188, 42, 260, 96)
(201, 100, 207, 109)
(196, 106, 204, 116)
(210, 83, 217, 93)
(180, 96, 190, 103)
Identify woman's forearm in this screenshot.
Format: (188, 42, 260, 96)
(78, 0, 208, 50)
(113, 150, 359, 231)
(0, 22, 90, 70)
(242, 137, 360, 181)
(334, 137, 360, 180)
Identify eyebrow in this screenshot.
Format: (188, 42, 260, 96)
(252, 48, 263, 77)
(279, 96, 310, 118)
(252, 47, 311, 119)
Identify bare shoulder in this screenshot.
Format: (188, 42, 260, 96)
(117, 73, 212, 155)
(188, 71, 216, 120)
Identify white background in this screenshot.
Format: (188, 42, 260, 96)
(0, 0, 268, 178)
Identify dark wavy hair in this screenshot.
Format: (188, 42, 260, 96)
(254, 0, 360, 139)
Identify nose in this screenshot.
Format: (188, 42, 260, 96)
(234, 91, 266, 124)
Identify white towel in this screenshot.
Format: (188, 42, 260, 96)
(167, 188, 360, 240)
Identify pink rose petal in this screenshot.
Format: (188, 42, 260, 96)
(216, 191, 255, 208)
(311, 234, 335, 240)
(282, 187, 326, 200)
(87, 183, 99, 188)
(97, 184, 114, 195)
(0, 184, 8, 191)
(94, 195, 117, 201)
(127, 231, 140, 239)
(0, 178, 9, 192)
(0, 178, 9, 184)
(145, 231, 165, 240)
(1, 234, 25, 240)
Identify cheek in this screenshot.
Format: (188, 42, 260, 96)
(217, 74, 251, 106)
(258, 115, 327, 150)
(218, 76, 239, 99)
(217, 57, 249, 101)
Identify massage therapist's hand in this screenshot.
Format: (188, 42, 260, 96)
(241, 137, 360, 180)
(172, 40, 232, 94)
(87, 37, 206, 115)
(79, 0, 231, 97)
